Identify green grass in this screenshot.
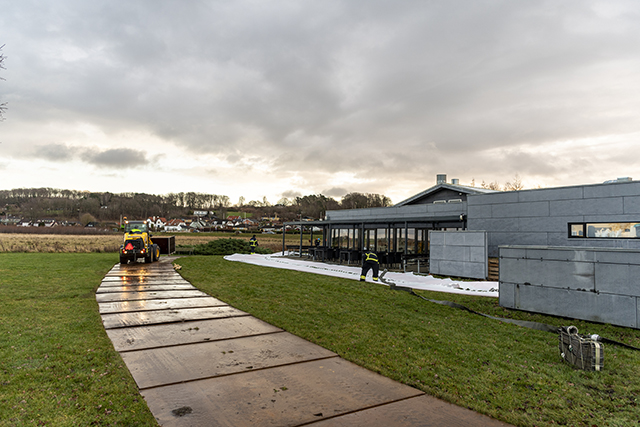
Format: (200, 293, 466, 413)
(3, 253, 640, 426)
(178, 256, 640, 427)
(0, 253, 157, 426)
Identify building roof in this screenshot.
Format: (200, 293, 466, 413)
(394, 183, 498, 207)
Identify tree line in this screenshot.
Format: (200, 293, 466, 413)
(0, 188, 392, 224)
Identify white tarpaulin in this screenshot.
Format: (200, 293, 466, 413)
(224, 253, 499, 297)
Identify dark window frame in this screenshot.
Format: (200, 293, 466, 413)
(568, 222, 640, 239)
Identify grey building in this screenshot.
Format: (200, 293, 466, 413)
(285, 175, 640, 328)
(286, 175, 640, 266)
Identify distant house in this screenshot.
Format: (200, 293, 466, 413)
(189, 220, 206, 230)
(164, 218, 187, 232)
(147, 216, 167, 230)
(242, 218, 258, 227)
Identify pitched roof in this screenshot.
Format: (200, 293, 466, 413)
(394, 183, 498, 207)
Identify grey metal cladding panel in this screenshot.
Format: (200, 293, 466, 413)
(595, 263, 640, 297)
(470, 217, 519, 232)
(593, 249, 640, 265)
(461, 232, 487, 247)
(429, 231, 445, 245)
(550, 197, 624, 216)
(500, 258, 594, 290)
(499, 247, 527, 259)
(467, 204, 493, 219)
(467, 192, 519, 205)
(469, 246, 486, 263)
(490, 201, 550, 218)
(524, 247, 596, 262)
(489, 232, 549, 248)
(462, 262, 486, 279)
(583, 214, 640, 223)
(513, 285, 636, 328)
(498, 282, 516, 308)
(434, 260, 484, 279)
(443, 246, 470, 261)
(426, 202, 468, 214)
(429, 245, 445, 261)
(583, 181, 640, 198)
(548, 233, 576, 247)
(498, 258, 525, 283)
(443, 231, 485, 247)
(517, 216, 580, 233)
(516, 186, 584, 203)
(623, 196, 640, 214)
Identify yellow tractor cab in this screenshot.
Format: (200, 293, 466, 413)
(120, 220, 160, 264)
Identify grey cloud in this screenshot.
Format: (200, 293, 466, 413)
(33, 144, 76, 162)
(80, 148, 149, 169)
(280, 190, 302, 199)
(3, 0, 640, 197)
(322, 187, 348, 198)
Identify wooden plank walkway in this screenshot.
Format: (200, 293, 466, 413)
(97, 257, 512, 427)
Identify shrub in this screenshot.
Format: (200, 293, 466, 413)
(190, 238, 271, 255)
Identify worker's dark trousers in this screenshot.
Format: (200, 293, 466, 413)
(360, 261, 379, 282)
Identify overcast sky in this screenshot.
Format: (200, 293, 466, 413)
(1, 0, 639, 205)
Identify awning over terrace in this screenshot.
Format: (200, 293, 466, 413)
(282, 214, 466, 266)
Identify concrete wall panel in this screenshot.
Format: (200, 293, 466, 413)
(594, 264, 640, 296)
(502, 283, 637, 328)
(623, 196, 640, 214)
(583, 181, 640, 198)
(429, 231, 487, 279)
(490, 201, 550, 218)
(498, 282, 516, 308)
(500, 246, 640, 329)
(550, 198, 624, 217)
(516, 187, 584, 203)
(467, 204, 492, 219)
(468, 192, 519, 205)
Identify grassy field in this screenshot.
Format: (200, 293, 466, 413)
(177, 256, 640, 427)
(0, 232, 300, 254)
(0, 253, 158, 426)
(3, 251, 640, 426)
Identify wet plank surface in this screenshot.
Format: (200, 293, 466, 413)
(122, 332, 337, 389)
(106, 317, 282, 352)
(101, 306, 248, 329)
(96, 283, 197, 293)
(311, 394, 512, 427)
(100, 276, 193, 288)
(96, 290, 210, 303)
(98, 296, 225, 313)
(140, 357, 423, 427)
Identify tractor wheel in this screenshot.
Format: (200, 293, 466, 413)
(144, 251, 152, 263)
(154, 245, 160, 261)
(120, 256, 128, 265)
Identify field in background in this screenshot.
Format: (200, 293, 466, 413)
(0, 232, 302, 253)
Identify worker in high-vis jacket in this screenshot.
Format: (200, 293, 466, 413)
(249, 235, 258, 254)
(360, 248, 379, 282)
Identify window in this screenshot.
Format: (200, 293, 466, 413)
(569, 222, 640, 239)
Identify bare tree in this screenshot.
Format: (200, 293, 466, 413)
(0, 44, 6, 120)
(504, 174, 524, 191)
(481, 180, 502, 191)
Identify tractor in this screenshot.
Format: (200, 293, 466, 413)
(119, 219, 160, 264)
